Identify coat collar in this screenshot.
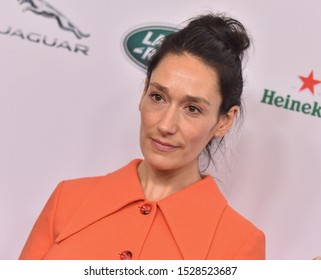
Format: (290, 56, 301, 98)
(55, 159, 145, 243)
(56, 159, 227, 259)
(157, 177, 227, 259)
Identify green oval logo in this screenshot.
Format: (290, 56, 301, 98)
(123, 26, 178, 71)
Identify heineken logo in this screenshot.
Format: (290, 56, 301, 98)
(261, 70, 321, 118)
(123, 25, 178, 71)
(298, 70, 321, 95)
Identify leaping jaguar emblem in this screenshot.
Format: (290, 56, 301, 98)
(17, 0, 90, 39)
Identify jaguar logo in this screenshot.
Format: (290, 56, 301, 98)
(17, 0, 90, 39)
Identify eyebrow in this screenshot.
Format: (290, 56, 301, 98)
(150, 82, 169, 94)
(149, 82, 211, 106)
(183, 95, 211, 106)
(150, 82, 211, 106)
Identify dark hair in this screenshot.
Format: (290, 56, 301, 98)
(146, 13, 250, 170)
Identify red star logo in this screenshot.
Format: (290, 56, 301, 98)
(299, 70, 321, 95)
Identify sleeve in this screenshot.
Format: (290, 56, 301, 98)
(233, 229, 266, 260)
(19, 182, 64, 260)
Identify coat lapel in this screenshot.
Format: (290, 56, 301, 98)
(158, 176, 227, 259)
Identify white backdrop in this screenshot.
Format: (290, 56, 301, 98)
(1, 0, 320, 259)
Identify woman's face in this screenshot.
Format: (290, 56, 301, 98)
(139, 53, 236, 173)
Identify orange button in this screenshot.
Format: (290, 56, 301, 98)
(140, 203, 152, 215)
(119, 250, 132, 260)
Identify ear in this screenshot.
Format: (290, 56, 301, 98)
(139, 78, 149, 111)
(213, 106, 239, 138)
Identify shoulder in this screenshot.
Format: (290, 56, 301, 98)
(55, 159, 142, 200)
(209, 205, 265, 259)
(56, 175, 105, 198)
(221, 206, 260, 234)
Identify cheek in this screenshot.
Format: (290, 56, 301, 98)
(140, 106, 158, 132)
(184, 123, 216, 149)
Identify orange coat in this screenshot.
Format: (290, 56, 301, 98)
(19, 159, 265, 260)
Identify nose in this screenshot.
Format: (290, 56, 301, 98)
(157, 106, 179, 136)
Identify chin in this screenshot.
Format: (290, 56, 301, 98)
(140, 139, 198, 172)
(143, 152, 182, 171)
(143, 151, 199, 174)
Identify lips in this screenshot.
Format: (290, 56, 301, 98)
(150, 137, 179, 152)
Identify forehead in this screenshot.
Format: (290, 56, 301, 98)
(150, 53, 220, 99)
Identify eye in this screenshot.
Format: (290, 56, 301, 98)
(186, 105, 201, 114)
(150, 93, 164, 102)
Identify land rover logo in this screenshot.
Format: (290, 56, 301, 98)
(124, 26, 178, 71)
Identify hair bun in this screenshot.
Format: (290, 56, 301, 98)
(186, 13, 250, 59)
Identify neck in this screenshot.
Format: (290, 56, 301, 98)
(137, 160, 202, 201)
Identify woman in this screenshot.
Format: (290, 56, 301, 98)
(19, 13, 265, 260)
